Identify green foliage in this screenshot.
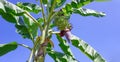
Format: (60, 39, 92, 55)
(42, 0, 48, 4)
(45, 0, 66, 15)
(55, 33, 105, 62)
(0, 0, 24, 23)
(0, 0, 38, 39)
(70, 35, 106, 62)
(61, 0, 105, 17)
(0, 0, 24, 15)
(73, 8, 106, 17)
(56, 34, 76, 60)
(1, 13, 19, 23)
(15, 14, 38, 39)
(74, 0, 94, 7)
(0, 42, 18, 56)
(37, 18, 44, 25)
(16, 2, 41, 14)
(47, 46, 78, 62)
(55, 0, 66, 9)
(0, 0, 106, 62)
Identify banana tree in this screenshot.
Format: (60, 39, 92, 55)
(0, 0, 106, 62)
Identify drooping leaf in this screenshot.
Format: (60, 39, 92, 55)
(24, 15, 38, 39)
(16, 2, 41, 14)
(0, 0, 24, 15)
(0, 0, 38, 39)
(73, 8, 106, 17)
(56, 34, 75, 58)
(15, 15, 38, 39)
(1, 13, 19, 23)
(0, 42, 18, 56)
(72, 0, 94, 8)
(46, 40, 78, 62)
(47, 47, 78, 62)
(15, 25, 31, 39)
(69, 34, 106, 62)
(0, 1, 6, 13)
(0, 0, 24, 23)
(61, 0, 106, 17)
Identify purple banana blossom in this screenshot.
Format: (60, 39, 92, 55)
(65, 30, 73, 43)
(59, 28, 74, 43)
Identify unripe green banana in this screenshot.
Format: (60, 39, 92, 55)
(53, 10, 71, 30)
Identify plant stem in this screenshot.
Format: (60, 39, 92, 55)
(27, 36, 41, 62)
(25, 11, 43, 31)
(34, 0, 56, 62)
(45, 0, 56, 37)
(27, 48, 34, 62)
(39, 0, 56, 47)
(46, 1, 50, 17)
(39, 0, 47, 24)
(18, 44, 32, 51)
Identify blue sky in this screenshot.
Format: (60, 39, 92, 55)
(0, 0, 120, 62)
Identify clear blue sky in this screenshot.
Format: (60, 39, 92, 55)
(0, 0, 120, 62)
